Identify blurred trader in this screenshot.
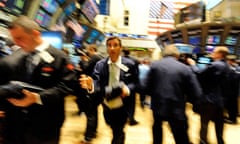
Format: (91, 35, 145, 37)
(138, 58, 151, 109)
(187, 46, 230, 144)
(224, 55, 240, 124)
(122, 49, 139, 125)
(74, 45, 103, 144)
(84, 44, 104, 75)
(79, 36, 138, 144)
(145, 44, 202, 144)
(0, 15, 75, 144)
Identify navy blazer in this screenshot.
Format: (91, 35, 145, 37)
(92, 57, 138, 103)
(145, 57, 202, 120)
(191, 59, 230, 108)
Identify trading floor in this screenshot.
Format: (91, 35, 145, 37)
(60, 95, 240, 144)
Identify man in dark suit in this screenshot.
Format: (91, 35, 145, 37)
(74, 45, 103, 143)
(145, 44, 202, 144)
(79, 36, 138, 144)
(122, 49, 139, 125)
(0, 15, 75, 144)
(187, 46, 230, 144)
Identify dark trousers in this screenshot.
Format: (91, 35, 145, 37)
(123, 94, 137, 122)
(199, 103, 224, 144)
(225, 96, 238, 122)
(103, 106, 128, 144)
(84, 106, 98, 139)
(75, 96, 98, 140)
(4, 127, 61, 144)
(152, 112, 190, 144)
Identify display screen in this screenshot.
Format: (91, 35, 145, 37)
(97, 34, 105, 42)
(35, 9, 51, 27)
(57, 0, 65, 4)
(225, 35, 238, 45)
(197, 56, 212, 69)
(62, 43, 80, 66)
(180, 1, 205, 23)
(64, 2, 76, 16)
(226, 46, 235, 54)
(189, 35, 201, 45)
(205, 45, 216, 53)
(72, 35, 83, 48)
(65, 20, 86, 46)
(175, 44, 193, 54)
(236, 47, 240, 57)
(2, 0, 26, 14)
(206, 35, 220, 45)
(81, 0, 99, 23)
(85, 29, 100, 44)
(173, 38, 183, 43)
(192, 46, 201, 54)
(40, 0, 59, 14)
(41, 31, 63, 49)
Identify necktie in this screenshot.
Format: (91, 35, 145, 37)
(106, 63, 123, 109)
(26, 52, 37, 75)
(109, 63, 118, 86)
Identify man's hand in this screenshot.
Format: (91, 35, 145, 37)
(186, 58, 196, 66)
(79, 74, 93, 91)
(0, 111, 5, 118)
(121, 84, 129, 98)
(7, 89, 38, 107)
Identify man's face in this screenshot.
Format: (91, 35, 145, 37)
(107, 38, 122, 62)
(9, 25, 36, 52)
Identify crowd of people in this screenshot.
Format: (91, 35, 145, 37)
(0, 15, 240, 144)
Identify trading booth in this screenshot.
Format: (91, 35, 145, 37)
(156, 22, 240, 57)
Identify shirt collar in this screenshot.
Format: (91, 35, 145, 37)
(35, 41, 50, 52)
(107, 56, 129, 72)
(108, 56, 122, 66)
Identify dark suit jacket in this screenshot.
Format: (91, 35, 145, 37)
(191, 59, 230, 108)
(0, 46, 75, 141)
(145, 56, 202, 120)
(91, 57, 138, 105)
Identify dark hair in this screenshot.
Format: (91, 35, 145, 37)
(123, 49, 130, 55)
(106, 36, 122, 47)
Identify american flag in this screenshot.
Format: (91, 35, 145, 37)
(148, 0, 194, 36)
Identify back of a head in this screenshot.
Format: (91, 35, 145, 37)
(123, 49, 130, 56)
(214, 46, 229, 59)
(162, 44, 180, 58)
(8, 15, 40, 32)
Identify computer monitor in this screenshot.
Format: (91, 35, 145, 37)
(85, 29, 100, 44)
(224, 35, 238, 45)
(205, 45, 216, 53)
(34, 9, 51, 28)
(197, 56, 212, 69)
(40, 0, 59, 14)
(206, 35, 220, 45)
(188, 35, 201, 45)
(41, 31, 63, 49)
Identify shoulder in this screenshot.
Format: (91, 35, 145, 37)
(122, 57, 135, 65)
(1, 49, 26, 65)
(95, 58, 108, 67)
(46, 46, 69, 59)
